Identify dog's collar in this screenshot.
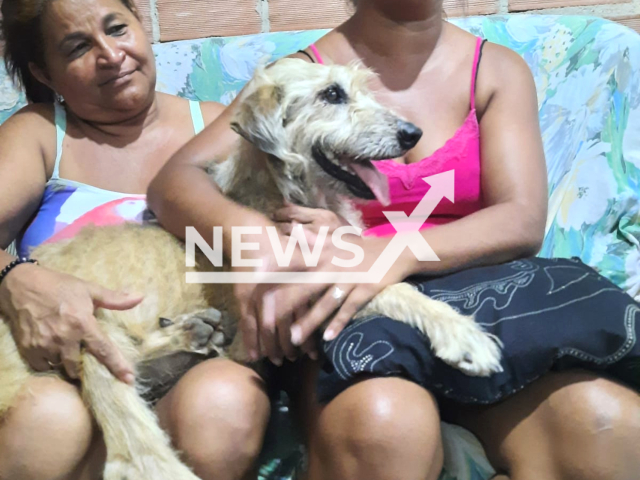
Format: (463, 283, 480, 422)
(311, 144, 376, 201)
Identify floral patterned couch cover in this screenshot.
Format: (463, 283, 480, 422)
(1, 14, 639, 480)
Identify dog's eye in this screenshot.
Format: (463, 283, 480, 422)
(320, 84, 348, 105)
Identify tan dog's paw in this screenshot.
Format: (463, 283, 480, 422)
(358, 283, 503, 377)
(430, 309, 503, 377)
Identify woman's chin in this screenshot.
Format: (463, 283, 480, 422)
(106, 85, 155, 113)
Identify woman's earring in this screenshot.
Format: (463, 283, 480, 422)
(54, 91, 65, 104)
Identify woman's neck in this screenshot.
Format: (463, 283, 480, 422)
(335, 3, 445, 89)
(69, 93, 162, 145)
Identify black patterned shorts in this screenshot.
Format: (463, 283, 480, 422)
(316, 257, 640, 405)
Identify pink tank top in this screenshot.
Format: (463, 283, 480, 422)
(306, 39, 485, 237)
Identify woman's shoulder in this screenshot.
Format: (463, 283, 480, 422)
(479, 39, 534, 82)
(446, 23, 532, 81)
(287, 50, 317, 63)
(286, 32, 332, 64)
(157, 92, 226, 127)
(0, 102, 56, 193)
(444, 24, 536, 118)
(474, 40, 537, 117)
(1, 102, 55, 130)
(199, 101, 226, 126)
(0, 103, 57, 160)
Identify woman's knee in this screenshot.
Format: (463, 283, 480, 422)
(0, 376, 96, 480)
(461, 371, 640, 480)
(309, 377, 443, 479)
(319, 378, 440, 446)
(156, 358, 270, 474)
(541, 373, 640, 480)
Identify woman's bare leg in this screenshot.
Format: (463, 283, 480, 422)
(0, 358, 271, 480)
(0, 377, 99, 480)
(155, 358, 271, 480)
(295, 361, 443, 480)
(451, 370, 640, 480)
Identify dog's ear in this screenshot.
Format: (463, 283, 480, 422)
(230, 82, 284, 153)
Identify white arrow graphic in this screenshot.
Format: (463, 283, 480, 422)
(364, 170, 455, 283)
(186, 170, 455, 284)
(383, 170, 455, 233)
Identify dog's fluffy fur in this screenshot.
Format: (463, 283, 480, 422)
(0, 58, 502, 479)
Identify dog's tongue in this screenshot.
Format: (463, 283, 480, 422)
(350, 162, 391, 206)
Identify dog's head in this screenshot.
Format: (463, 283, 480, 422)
(230, 58, 422, 206)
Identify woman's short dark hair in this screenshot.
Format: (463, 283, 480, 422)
(1, 0, 140, 103)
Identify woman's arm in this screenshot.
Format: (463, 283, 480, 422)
(0, 106, 142, 382)
(0, 106, 51, 254)
(148, 95, 301, 362)
(404, 44, 547, 275)
(148, 53, 315, 248)
(0, 106, 50, 310)
(147, 95, 272, 252)
(0, 106, 49, 323)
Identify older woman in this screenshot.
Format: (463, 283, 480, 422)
(149, 0, 640, 479)
(0, 1, 270, 479)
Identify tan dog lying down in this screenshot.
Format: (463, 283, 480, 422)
(0, 58, 502, 480)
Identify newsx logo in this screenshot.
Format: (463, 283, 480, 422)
(185, 171, 454, 284)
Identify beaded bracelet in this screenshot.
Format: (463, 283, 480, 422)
(0, 258, 38, 286)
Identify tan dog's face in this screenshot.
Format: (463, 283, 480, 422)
(231, 58, 422, 205)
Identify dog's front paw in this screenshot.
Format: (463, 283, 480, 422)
(431, 311, 503, 376)
(359, 283, 503, 377)
(104, 456, 201, 480)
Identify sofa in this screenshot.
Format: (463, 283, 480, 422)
(1, 14, 638, 480)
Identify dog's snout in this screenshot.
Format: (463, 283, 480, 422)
(397, 121, 423, 150)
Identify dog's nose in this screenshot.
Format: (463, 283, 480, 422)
(397, 121, 423, 150)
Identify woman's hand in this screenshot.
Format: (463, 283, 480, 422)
(272, 204, 350, 236)
(228, 213, 319, 365)
(255, 233, 413, 358)
(295, 235, 409, 343)
(246, 205, 352, 365)
(0, 263, 143, 384)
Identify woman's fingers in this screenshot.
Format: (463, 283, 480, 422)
(300, 334, 319, 360)
(275, 221, 295, 236)
(237, 286, 261, 361)
(291, 284, 354, 347)
(259, 291, 282, 365)
(258, 284, 314, 364)
(13, 326, 53, 372)
(27, 350, 55, 372)
(82, 320, 135, 385)
(324, 288, 373, 341)
(60, 342, 81, 379)
(272, 205, 316, 224)
(88, 284, 144, 311)
(277, 314, 297, 363)
(280, 303, 306, 362)
(254, 282, 327, 357)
